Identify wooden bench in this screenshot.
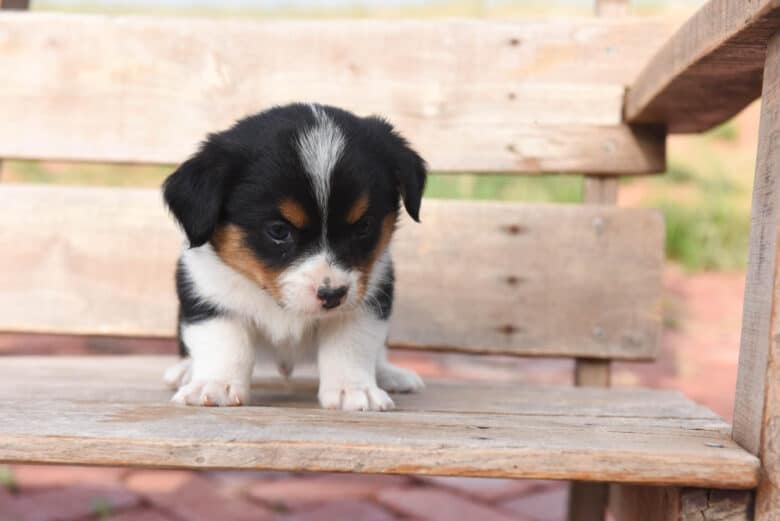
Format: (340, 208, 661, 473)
(0, 0, 778, 519)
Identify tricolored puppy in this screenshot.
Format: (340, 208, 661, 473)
(162, 103, 426, 411)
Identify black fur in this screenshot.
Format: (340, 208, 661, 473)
(175, 259, 222, 356)
(366, 262, 395, 320)
(163, 103, 426, 331)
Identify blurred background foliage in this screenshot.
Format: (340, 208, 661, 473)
(3, 0, 752, 272)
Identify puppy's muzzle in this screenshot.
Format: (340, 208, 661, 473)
(317, 284, 348, 309)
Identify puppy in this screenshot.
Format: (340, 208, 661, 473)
(162, 103, 426, 411)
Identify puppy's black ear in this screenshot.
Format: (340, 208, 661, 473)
(364, 116, 427, 222)
(163, 135, 244, 247)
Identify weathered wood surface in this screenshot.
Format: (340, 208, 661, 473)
(733, 30, 780, 520)
(0, 0, 28, 184)
(0, 356, 759, 487)
(0, 13, 668, 173)
(610, 485, 753, 521)
(627, 0, 780, 133)
(596, 0, 629, 17)
(0, 184, 664, 360)
(0, 0, 29, 8)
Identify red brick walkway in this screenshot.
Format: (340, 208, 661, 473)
(0, 268, 745, 521)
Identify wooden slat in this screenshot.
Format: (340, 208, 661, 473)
(571, 4, 624, 512)
(0, 0, 28, 183)
(595, 0, 629, 17)
(610, 486, 753, 521)
(0, 184, 664, 360)
(0, 13, 668, 173)
(576, 175, 618, 381)
(626, 0, 780, 133)
(0, 357, 723, 419)
(733, 29, 780, 520)
(0, 0, 29, 8)
(0, 356, 760, 488)
(574, 361, 612, 387)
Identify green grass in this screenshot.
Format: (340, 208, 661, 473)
(425, 174, 582, 203)
(658, 196, 749, 271)
(0, 466, 18, 494)
(705, 120, 740, 143)
(92, 498, 114, 518)
(639, 129, 754, 272)
(3, 160, 170, 188)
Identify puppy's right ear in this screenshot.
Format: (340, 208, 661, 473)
(163, 135, 243, 248)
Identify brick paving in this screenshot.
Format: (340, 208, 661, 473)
(0, 269, 744, 521)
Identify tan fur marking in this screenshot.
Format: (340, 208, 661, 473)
(279, 199, 309, 229)
(211, 225, 283, 300)
(357, 214, 396, 298)
(347, 194, 370, 225)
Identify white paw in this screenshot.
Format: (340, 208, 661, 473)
(163, 358, 193, 390)
(377, 363, 425, 393)
(319, 384, 395, 411)
(171, 379, 249, 407)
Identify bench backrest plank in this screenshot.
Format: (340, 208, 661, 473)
(0, 13, 668, 173)
(0, 185, 663, 360)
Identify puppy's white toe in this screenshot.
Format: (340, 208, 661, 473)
(377, 364, 425, 394)
(163, 358, 193, 390)
(319, 385, 395, 411)
(171, 380, 249, 407)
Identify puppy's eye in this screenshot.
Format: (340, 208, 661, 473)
(266, 221, 293, 243)
(354, 216, 375, 239)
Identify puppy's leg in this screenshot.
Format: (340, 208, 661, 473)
(317, 312, 394, 411)
(376, 345, 424, 393)
(163, 357, 192, 390)
(171, 315, 255, 406)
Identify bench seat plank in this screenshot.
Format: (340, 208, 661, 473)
(0, 356, 759, 488)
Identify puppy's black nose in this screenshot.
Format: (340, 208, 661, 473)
(317, 285, 348, 309)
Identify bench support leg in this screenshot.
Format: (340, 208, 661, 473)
(732, 29, 780, 520)
(609, 485, 753, 521)
(566, 175, 617, 521)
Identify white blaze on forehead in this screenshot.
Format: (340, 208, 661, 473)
(296, 105, 346, 216)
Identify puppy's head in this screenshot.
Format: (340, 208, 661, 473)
(164, 103, 426, 315)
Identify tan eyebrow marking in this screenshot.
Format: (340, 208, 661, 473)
(346, 193, 370, 224)
(211, 225, 283, 300)
(279, 198, 309, 229)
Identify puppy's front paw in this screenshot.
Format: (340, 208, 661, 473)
(319, 384, 394, 411)
(377, 363, 425, 394)
(171, 380, 249, 407)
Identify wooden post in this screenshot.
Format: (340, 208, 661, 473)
(732, 29, 780, 519)
(0, 0, 30, 9)
(567, 6, 626, 521)
(567, 11, 627, 521)
(610, 486, 752, 521)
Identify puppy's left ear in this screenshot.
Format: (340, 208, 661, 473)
(364, 116, 427, 222)
(163, 134, 245, 247)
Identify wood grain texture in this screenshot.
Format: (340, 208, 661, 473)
(0, 0, 30, 8)
(733, 30, 780, 521)
(568, 482, 609, 521)
(0, 184, 664, 360)
(0, 356, 760, 487)
(626, 0, 780, 133)
(596, 0, 629, 17)
(576, 175, 618, 382)
(610, 486, 753, 521)
(574, 360, 612, 387)
(610, 485, 680, 521)
(0, 12, 669, 173)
